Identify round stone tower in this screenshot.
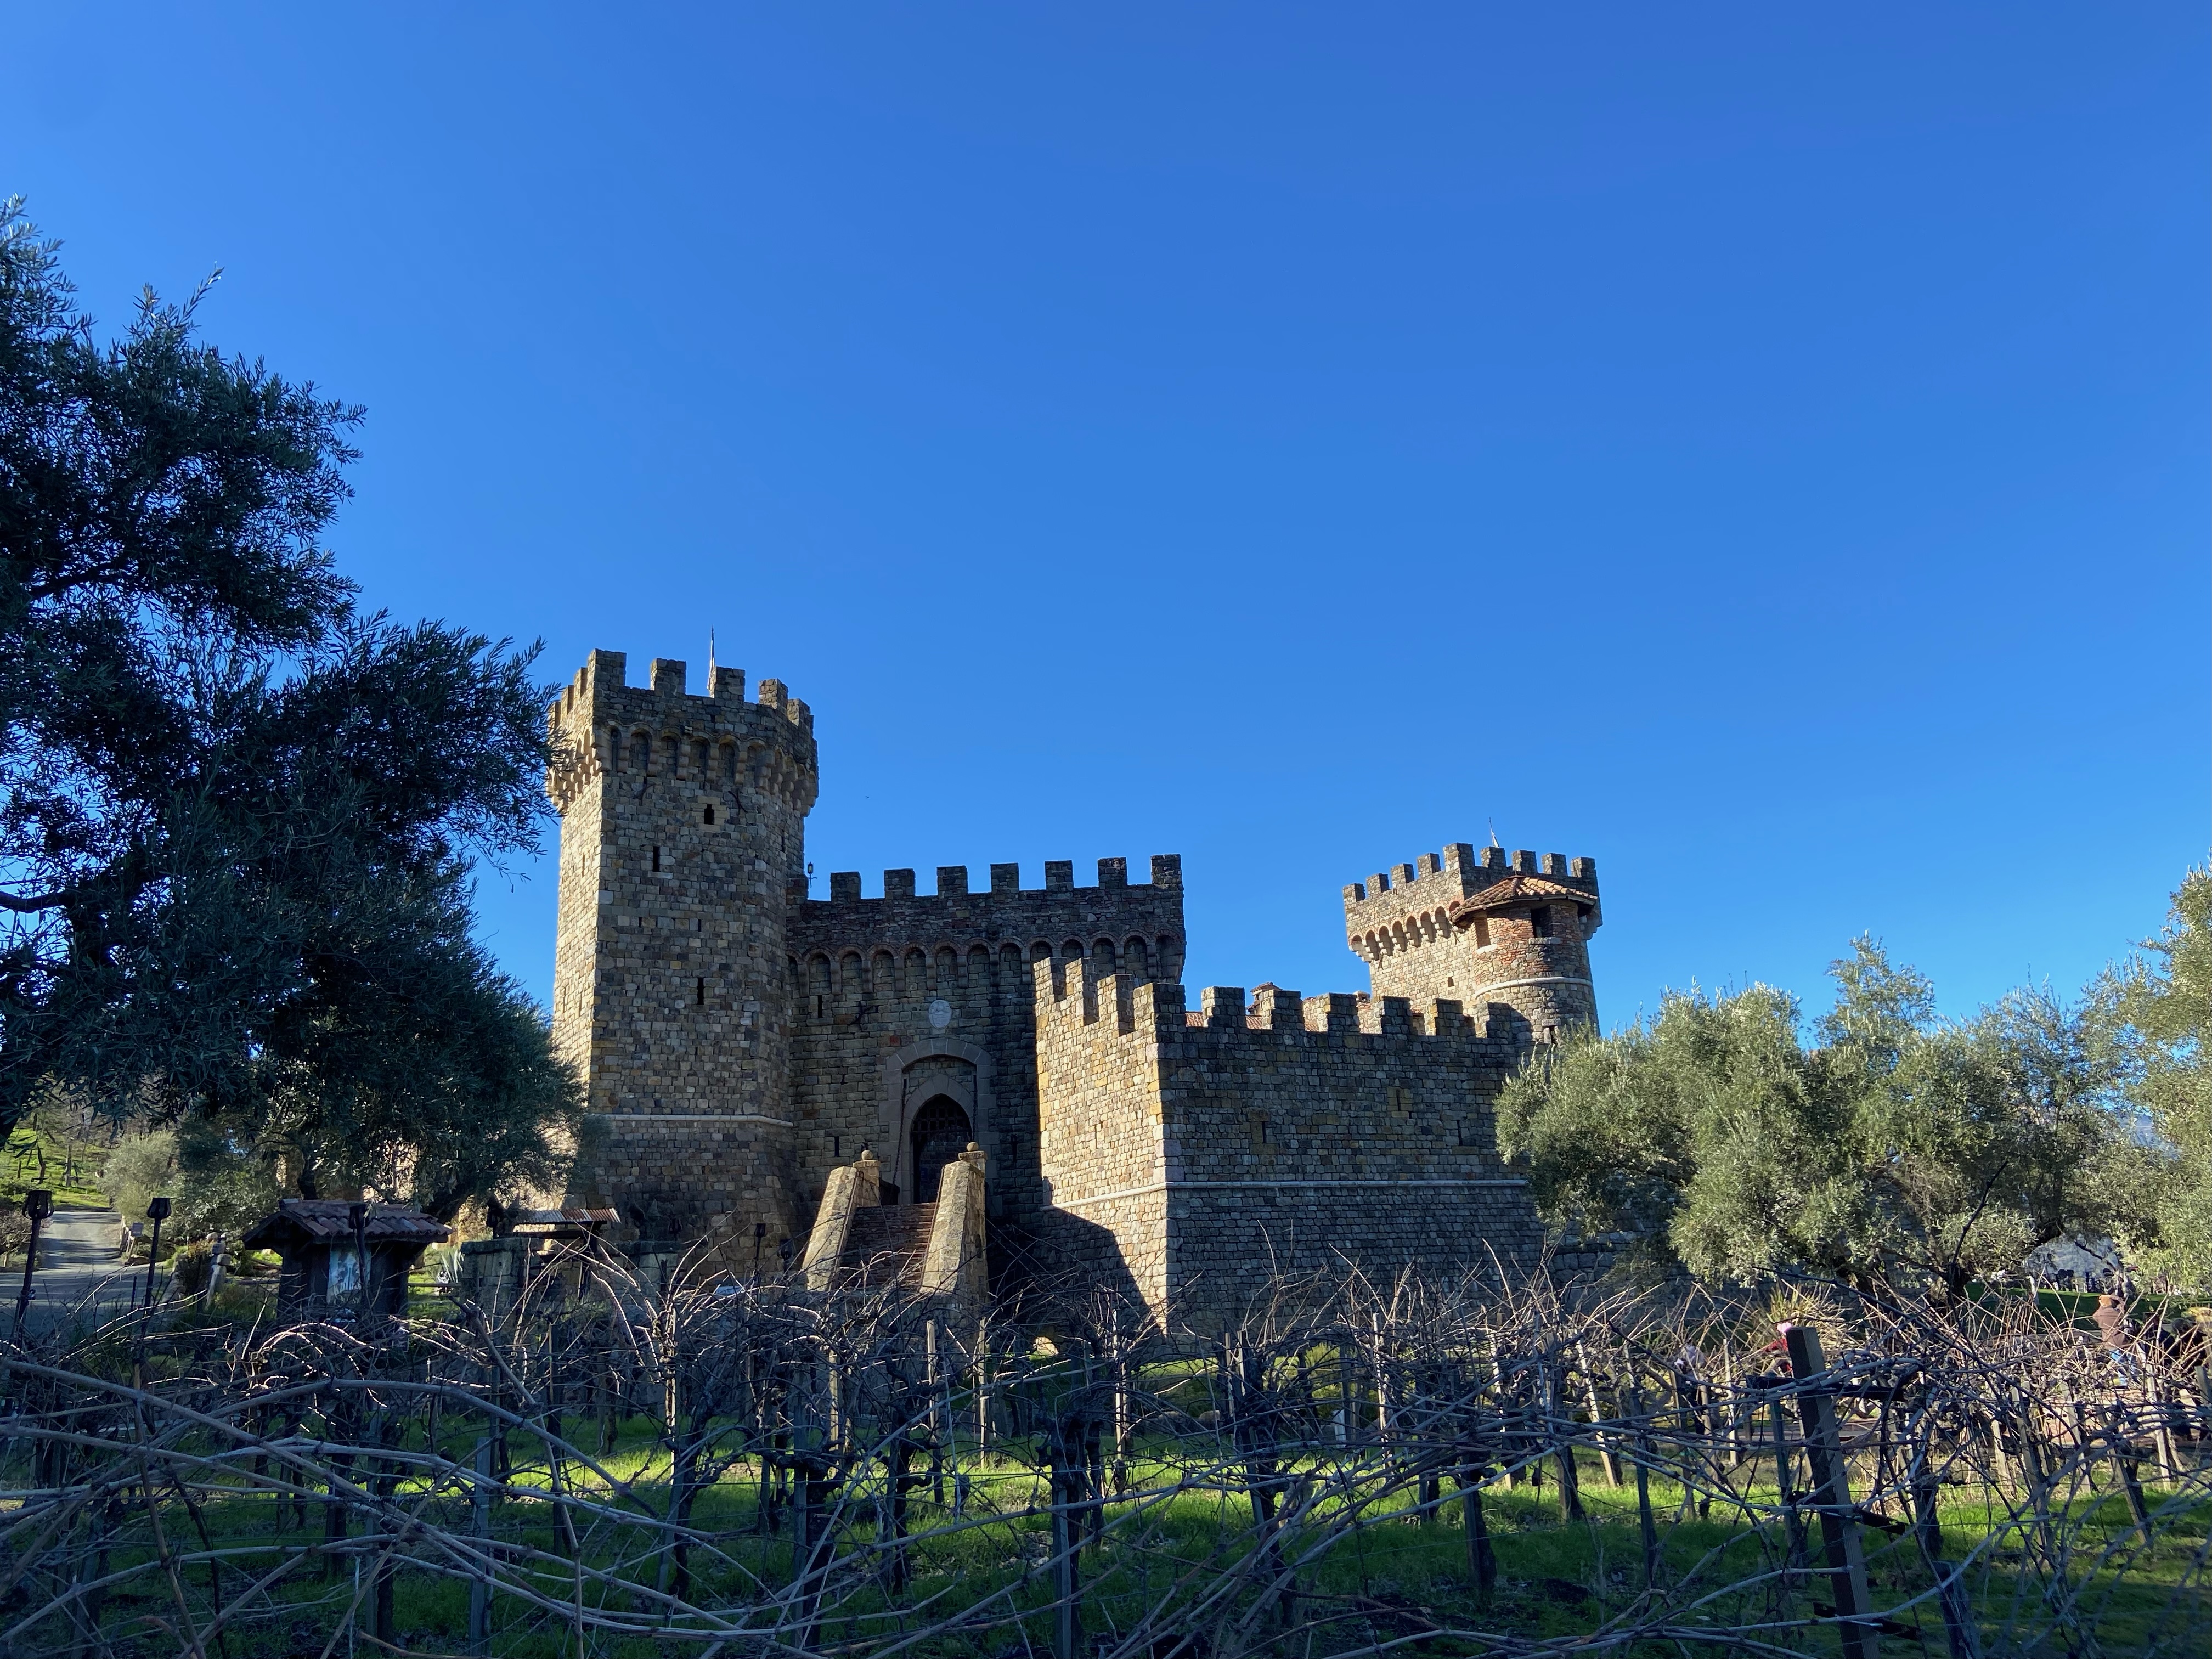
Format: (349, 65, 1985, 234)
(1344, 843, 1601, 1044)
(1443, 862, 1600, 1040)
(545, 648, 819, 1245)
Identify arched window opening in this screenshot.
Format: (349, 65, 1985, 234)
(629, 731, 650, 772)
(1123, 937, 1150, 981)
(904, 949, 927, 996)
(1092, 939, 1117, 973)
(909, 1096, 972, 1204)
(703, 804, 715, 825)
(934, 946, 958, 991)
(1060, 938, 1085, 963)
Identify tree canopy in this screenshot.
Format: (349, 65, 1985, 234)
(1498, 938, 2144, 1299)
(1, 199, 576, 1221)
(2102, 862, 2212, 1286)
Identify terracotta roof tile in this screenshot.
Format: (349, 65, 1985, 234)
(1448, 875, 1595, 925)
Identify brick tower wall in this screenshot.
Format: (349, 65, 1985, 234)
(547, 648, 818, 1243)
(784, 856, 1184, 1243)
(1035, 957, 1544, 1330)
(1344, 843, 1602, 1037)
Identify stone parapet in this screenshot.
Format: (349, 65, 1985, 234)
(1035, 957, 1543, 1328)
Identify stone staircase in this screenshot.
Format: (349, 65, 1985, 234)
(838, 1201, 938, 1289)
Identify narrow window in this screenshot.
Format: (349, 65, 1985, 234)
(651, 846, 662, 873)
(832, 1134, 842, 1157)
(1530, 906, 1553, 938)
(696, 978, 705, 1007)
(1472, 916, 1491, 948)
(703, 804, 715, 825)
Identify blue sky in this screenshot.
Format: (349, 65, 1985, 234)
(12, 5, 2207, 1028)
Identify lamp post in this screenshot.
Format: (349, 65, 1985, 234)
(11, 1189, 53, 1336)
(143, 1195, 172, 1313)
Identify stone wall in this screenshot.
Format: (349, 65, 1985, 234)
(1343, 842, 1601, 1036)
(784, 857, 1184, 1237)
(1035, 958, 1544, 1329)
(546, 648, 817, 1241)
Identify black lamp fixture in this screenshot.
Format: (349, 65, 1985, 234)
(776, 1235, 793, 1273)
(11, 1189, 54, 1335)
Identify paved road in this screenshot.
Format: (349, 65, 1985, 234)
(7, 1206, 144, 1338)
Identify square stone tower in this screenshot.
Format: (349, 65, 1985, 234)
(546, 650, 819, 1243)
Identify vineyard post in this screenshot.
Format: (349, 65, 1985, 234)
(1576, 1340, 1620, 1486)
(1626, 1373, 1660, 1590)
(2105, 1404, 2152, 1544)
(1049, 1417, 1083, 1659)
(1783, 1323, 1876, 1659)
(466, 1429, 492, 1655)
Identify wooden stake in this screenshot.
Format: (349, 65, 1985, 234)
(1784, 1324, 1877, 1659)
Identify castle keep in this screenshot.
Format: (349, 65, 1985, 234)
(547, 650, 1600, 1321)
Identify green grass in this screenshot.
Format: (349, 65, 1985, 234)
(24, 1415, 2207, 1657)
(2, 1122, 109, 1211)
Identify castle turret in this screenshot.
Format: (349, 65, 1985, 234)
(1343, 844, 1600, 1042)
(546, 649, 819, 1243)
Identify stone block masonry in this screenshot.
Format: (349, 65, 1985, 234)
(785, 858, 1183, 1239)
(546, 648, 818, 1244)
(544, 646, 1592, 1318)
(1344, 842, 1602, 1040)
(1035, 957, 1544, 1330)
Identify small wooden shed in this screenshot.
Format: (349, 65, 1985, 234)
(241, 1199, 450, 1322)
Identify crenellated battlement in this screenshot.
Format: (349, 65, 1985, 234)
(816, 855, 1179, 904)
(544, 640, 1557, 1312)
(1341, 842, 1598, 915)
(789, 855, 1184, 982)
(545, 648, 819, 812)
(1031, 953, 1541, 1324)
(1032, 956, 1530, 1047)
(1337, 836, 1601, 1041)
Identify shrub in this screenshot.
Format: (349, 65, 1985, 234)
(101, 1132, 178, 1226)
(168, 1240, 214, 1296)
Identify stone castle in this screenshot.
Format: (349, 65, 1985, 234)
(545, 650, 1601, 1322)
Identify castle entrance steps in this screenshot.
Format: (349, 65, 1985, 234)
(841, 1203, 938, 1288)
(801, 1143, 990, 1310)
